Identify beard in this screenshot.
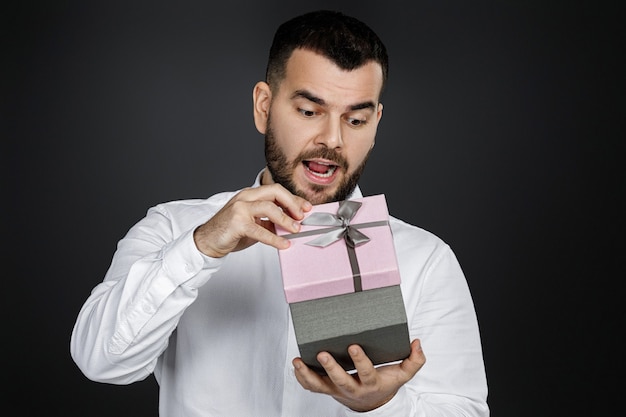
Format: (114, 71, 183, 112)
(264, 116, 371, 205)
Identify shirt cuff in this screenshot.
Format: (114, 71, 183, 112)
(161, 228, 224, 288)
(344, 387, 407, 417)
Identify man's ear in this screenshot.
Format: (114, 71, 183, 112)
(253, 81, 272, 134)
(370, 102, 383, 150)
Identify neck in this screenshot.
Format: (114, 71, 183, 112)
(261, 167, 275, 186)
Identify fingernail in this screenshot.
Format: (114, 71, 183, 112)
(292, 221, 300, 232)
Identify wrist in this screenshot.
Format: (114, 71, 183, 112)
(193, 225, 223, 258)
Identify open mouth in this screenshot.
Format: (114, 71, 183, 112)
(304, 160, 339, 179)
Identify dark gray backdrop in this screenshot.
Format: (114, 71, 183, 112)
(4, 1, 620, 416)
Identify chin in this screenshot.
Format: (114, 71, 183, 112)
(306, 194, 334, 205)
(306, 185, 350, 205)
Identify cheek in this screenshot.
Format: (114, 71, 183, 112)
(347, 136, 375, 165)
(273, 117, 316, 154)
(271, 120, 305, 159)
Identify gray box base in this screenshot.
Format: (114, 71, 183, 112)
(289, 285, 410, 374)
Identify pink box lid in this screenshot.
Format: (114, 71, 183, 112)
(276, 194, 401, 303)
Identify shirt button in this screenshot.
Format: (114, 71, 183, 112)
(142, 302, 154, 314)
(184, 263, 194, 273)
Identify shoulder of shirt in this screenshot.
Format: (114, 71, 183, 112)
(388, 214, 451, 252)
(146, 190, 241, 219)
(146, 171, 265, 218)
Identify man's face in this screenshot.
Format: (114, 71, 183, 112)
(256, 48, 383, 205)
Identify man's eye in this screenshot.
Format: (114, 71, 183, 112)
(299, 109, 316, 117)
(347, 118, 366, 126)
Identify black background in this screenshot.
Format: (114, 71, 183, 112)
(3, 1, 621, 416)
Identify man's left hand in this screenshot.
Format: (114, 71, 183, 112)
(292, 339, 426, 412)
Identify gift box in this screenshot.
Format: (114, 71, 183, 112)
(276, 194, 410, 373)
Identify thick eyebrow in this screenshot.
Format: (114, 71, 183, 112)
(350, 101, 376, 111)
(292, 90, 325, 106)
(291, 89, 376, 112)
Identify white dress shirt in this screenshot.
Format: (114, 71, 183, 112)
(71, 171, 489, 416)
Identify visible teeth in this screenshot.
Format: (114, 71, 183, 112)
(306, 164, 337, 178)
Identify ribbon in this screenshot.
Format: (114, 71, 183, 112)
(282, 200, 389, 293)
(301, 200, 370, 248)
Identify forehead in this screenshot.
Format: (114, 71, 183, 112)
(279, 48, 384, 105)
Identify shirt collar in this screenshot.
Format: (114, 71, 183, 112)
(251, 168, 363, 200)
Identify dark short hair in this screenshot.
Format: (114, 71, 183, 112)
(266, 10, 388, 95)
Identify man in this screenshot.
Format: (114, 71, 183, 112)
(71, 10, 489, 416)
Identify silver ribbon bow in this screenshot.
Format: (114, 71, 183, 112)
(301, 200, 370, 248)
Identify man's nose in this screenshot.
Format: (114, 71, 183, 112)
(314, 117, 343, 149)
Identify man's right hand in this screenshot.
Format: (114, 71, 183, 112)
(193, 184, 312, 258)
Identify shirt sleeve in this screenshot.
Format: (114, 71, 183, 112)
(70, 204, 223, 384)
(344, 240, 490, 417)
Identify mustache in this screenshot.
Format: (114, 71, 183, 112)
(293, 148, 348, 169)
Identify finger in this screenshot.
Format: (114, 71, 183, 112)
(317, 351, 357, 395)
(204, 200, 294, 254)
(237, 201, 299, 251)
(292, 358, 332, 395)
(398, 339, 426, 379)
(270, 184, 312, 220)
(237, 184, 312, 220)
(247, 200, 302, 235)
(195, 186, 309, 257)
(227, 209, 293, 251)
(245, 223, 293, 250)
(347, 344, 377, 386)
